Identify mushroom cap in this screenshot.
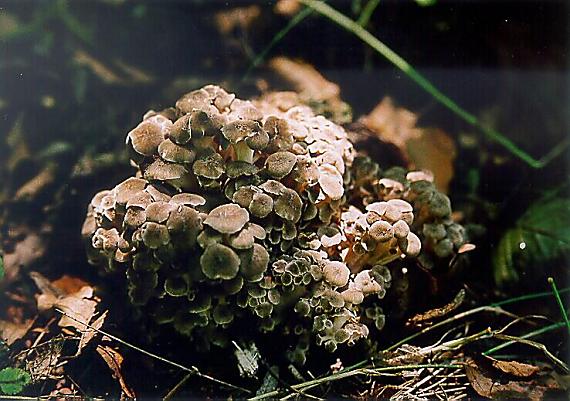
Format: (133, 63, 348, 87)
(127, 119, 166, 157)
(114, 178, 147, 205)
(170, 193, 206, 207)
(169, 114, 192, 144)
(392, 220, 410, 239)
(200, 243, 240, 280)
(229, 228, 255, 250)
(239, 243, 270, 281)
(403, 232, 421, 257)
(249, 192, 273, 218)
(158, 139, 195, 163)
(354, 270, 382, 294)
(406, 170, 434, 183)
(221, 120, 260, 144)
(265, 151, 297, 179)
(274, 188, 303, 222)
(323, 261, 350, 287)
(192, 153, 225, 179)
(341, 288, 364, 305)
(145, 201, 174, 223)
(126, 191, 154, 209)
(166, 205, 202, 233)
(226, 161, 258, 178)
(245, 130, 270, 150)
(368, 220, 394, 242)
(124, 207, 147, 229)
(204, 204, 249, 234)
(259, 180, 286, 196)
(140, 222, 170, 249)
(176, 88, 211, 114)
(318, 164, 344, 200)
(144, 159, 187, 181)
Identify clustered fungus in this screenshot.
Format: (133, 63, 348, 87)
(82, 85, 466, 362)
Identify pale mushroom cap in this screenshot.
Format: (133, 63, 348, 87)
(403, 232, 421, 257)
(158, 139, 195, 163)
(368, 220, 394, 242)
(204, 204, 249, 234)
(323, 261, 350, 287)
(114, 178, 147, 205)
(127, 119, 166, 157)
(274, 188, 303, 222)
(341, 288, 364, 305)
(265, 151, 297, 179)
(318, 164, 344, 200)
(144, 159, 187, 181)
(140, 222, 170, 249)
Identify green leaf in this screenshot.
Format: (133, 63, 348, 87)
(493, 196, 570, 286)
(415, 0, 437, 6)
(0, 367, 31, 395)
(0, 255, 4, 281)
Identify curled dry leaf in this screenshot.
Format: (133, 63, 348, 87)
(96, 345, 135, 399)
(465, 358, 564, 401)
(30, 272, 98, 332)
(0, 319, 34, 346)
(359, 98, 456, 193)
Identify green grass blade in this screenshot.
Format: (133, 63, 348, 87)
(243, 5, 316, 81)
(298, 0, 570, 168)
(548, 277, 570, 336)
(357, 0, 381, 27)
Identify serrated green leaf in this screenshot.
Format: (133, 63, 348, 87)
(0, 367, 31, 395)
(493, 197, 570, 286)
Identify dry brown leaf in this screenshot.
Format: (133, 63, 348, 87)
(30, 272, 98, 332)
(360, 97, 422, 151)
(269, 57, 340, 104)
(214, 5, 261, 35)
(0, 318, 34, 345)
(77, 310, 108, 353)
(74, 49, 122, 84)
(407, 128, 456, 193)
(488, 357, 541, 378)
(274, 0, 301, 16)
(359, 98, 456, 193)
(268, 57, 351, 124)
(14, 163, 57, 201)
(465, 359, 563, 401)
(2, 232, 46, 286)
(406, 289, 465, 327)
(96, 345, 135, 399)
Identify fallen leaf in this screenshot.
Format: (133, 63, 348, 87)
(96, 345, 135, 399)
(274, 0, 301, 16)
(407, 128, 456, 193)
(14, 163, 57, 201)
(360, 97, 422, 151)
(214, 5, 261, 35)
(30, 272, 98, 332)
(268, 57, 352, 124)
(77, 311, 108, 354)
(0, 319, 34, 346)
(2, 232, 46, 287)
(485, 356, 541, 378)
(359, 99, 456, 193)
(465, 358, 563, 401)
(406, 289, 465, 327)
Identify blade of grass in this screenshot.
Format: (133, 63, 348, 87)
(55, 308, 251, 394)
(298, 0, 570, 168)
(483, 321, 569, 372)
(492, 286, 570, 307)
(243, 5, 317, 81)
(357, 0, 381, 27)
(548, 277, 570, 335)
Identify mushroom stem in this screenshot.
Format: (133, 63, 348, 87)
(233, 141, 254, 163)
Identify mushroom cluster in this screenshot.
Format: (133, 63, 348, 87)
(348, 156, 469, 270)
(82, 85, 463, 361)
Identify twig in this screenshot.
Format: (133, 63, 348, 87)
(483, 321, 569, 372)
(384, 306, 516, 352)
(249, 364, 462, 400)
(55, 308, 251, 394)
(298, 0, 570, 168)
(548, 277, 570, 335)
(163, 373, 192, 401)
